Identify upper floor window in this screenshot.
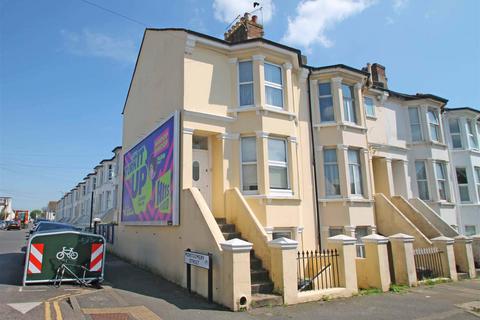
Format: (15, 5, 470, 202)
(264, 63, 283, 108)
(241, 137, 258, 193)
(324, 149, 340, 196)
(319, 82, 334, 122)
(435, 162, 447, 201)
(415, 161, 429, 200)
(427, 109, 440, 142)
(475, 167, 480, 199)
(348, 149, 363, 196)
(364, 97, 375, 118)
(467, 120, 478, 149)
(108, 164, 114, 180)
(93, 177, 97, 190)
(408, 107, 423, 142)
(456, 167, 470, 202)
(82, 186, 86, 196)
(239, 61, 254, 107)
(342, 84, 357, 124)
(268, 138, 289, 190)
(449, 118, 462, 148)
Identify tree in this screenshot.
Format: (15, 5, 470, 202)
(30, 209, 42, 220)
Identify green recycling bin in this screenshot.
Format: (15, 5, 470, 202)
(23, 230, 106, 285)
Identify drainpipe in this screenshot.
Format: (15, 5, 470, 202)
(306, 69, 322, 250)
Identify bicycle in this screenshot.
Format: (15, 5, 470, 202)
(55, 247, 79, 260)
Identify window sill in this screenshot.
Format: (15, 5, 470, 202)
(425, 200, 456, 207)
(366, 115, 377, 120)
(318, 197, 373, 204)
(313, 122, 367, 133)
(408, 141, 448, 149)
(228, 106, 296, 120)
(244, 193, 300, 202)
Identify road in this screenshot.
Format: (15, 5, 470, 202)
(0, 227, 479, 319)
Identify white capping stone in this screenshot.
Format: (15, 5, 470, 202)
(362, 234, 389, 244)
(389, 233, 415, 243)
(264, 226, 274, 234)
(328, 234, 357, 245)
(183, 128, 195, 135)
(268, 237, 298, 250)
(432, 236, 455, 245)
(471, 234, 480, 240)
(220, 238, 253, 252)
(454, 235, 473, 243)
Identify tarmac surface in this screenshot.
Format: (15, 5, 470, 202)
(0, 226, 479, 319)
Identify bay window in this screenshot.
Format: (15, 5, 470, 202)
(427, 109, 440, 142)
(364, 96, 375, 118)
(239, 61, 254, 107)
(241, 137, 258, 193)
(475, 167, 480, 199)
(456, 167, 470, 202)
(264, 63, 283, 108)
(319, 82, 334, 122)
(342, 84, 357, 123)
(324, 149, 340, 196)
(415, 161, 429, 200)
(449, 118, 462, 148)
(348, 149, 363, 196)
(467, 120, 478, 149)
(408, 107, 423, 142)
(268, 138, 289, 190)
(435, 162, 447, 201)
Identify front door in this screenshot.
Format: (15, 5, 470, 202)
(192, 148, 211, 208)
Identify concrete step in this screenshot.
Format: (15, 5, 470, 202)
(251, 281, 274, 294)
(250, 269, 269, 283)
(457, 272, 469, 280)
(215, 217, 227, 225)
(223, 232, 242, 240)
(218, 223, 236, 233)
(250, 257, 263, 269)
(250, 293, 283, 308)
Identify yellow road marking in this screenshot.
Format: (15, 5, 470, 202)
(53, 301, 63, 320)
(44, 301, 51, 320)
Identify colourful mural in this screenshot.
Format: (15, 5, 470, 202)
(121, 114, 179, 225)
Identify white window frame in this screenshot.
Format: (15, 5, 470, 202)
(427, 108, 441, 142)
(318, 82, 334, 122)
(475, 167, 480, 201)
(323, 148, 341, 197)
(467, 120, 479, 150)
(435, 162, 448, 201)
(264, 62, 284, 109)
(268, 137, 291, 194)
(415, 160, 430, 200)
(456, 167, 470, 203)
(364, 96, 376, 118)
(238, 60, 254, 108)
(408, 107, 423, 142)
(448, 118, 463, 149)
(464, 225, 477, 236)
(240, 136, 258, 195)
(108, 164, 113, 180)
(342, 84, 357, 124)
(348, 149, 363, 197)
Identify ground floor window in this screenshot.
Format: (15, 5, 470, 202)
(464, 225, 477, 236)
(475, 167, 480, 199)
(241, 137, 258, 193)
(324, 148, 340, 196)
(456, 167, 470, 202)
(435, 162, 448, 201)
(415, 161, 429, 200)
(272, 230, 293, 240)
(268, 138, 290, 191)
(328, 227, 344, 237)
(355, 226, 369, 258)
(348, 149, 363, 196)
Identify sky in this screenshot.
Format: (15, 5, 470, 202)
(0, 0, 479, 210)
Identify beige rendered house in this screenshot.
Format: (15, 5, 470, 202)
(104, 15, 476, 310)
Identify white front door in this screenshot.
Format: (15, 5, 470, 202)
(192, 149, 211, 207)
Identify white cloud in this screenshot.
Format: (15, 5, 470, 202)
(393, 0, 408, 12)
(282, 0, 376, 50)
(212, 0, 274, 24)
(61, 29, 137, 64)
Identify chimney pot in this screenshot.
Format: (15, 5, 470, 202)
(252, 15, 258, 23)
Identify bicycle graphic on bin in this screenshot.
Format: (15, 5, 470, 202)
(56, 247, 79, 261)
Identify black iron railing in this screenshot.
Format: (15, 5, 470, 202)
(297, 249, 340, 291)
(414, 247, 444, 280)
(95, 223, 115, 244)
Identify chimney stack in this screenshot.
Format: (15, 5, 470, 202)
(370, 63, 388, 89)
(224, 13, 264, 43)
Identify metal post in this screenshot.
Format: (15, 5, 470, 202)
(208, 252, 213, 303)
(89, 191, 94, 232)
(186, 248, 191, 293)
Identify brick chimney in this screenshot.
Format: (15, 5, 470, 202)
(224, 13, 264, 43)
(371, 63, 388, 89)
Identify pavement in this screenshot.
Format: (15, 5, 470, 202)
(0, 227, 479, 320)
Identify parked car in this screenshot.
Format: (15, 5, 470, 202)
(0, 220, 6, 230)
(6, 220, 21, 230)
(29, 221, 81, 236)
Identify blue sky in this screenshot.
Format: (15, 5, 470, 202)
(1, 0, 479, 210)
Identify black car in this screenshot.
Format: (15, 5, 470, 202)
(29, 222, 81, 236)
(6, 220, 21, 230)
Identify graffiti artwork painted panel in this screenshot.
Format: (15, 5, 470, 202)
(121, 112, 179, 225)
